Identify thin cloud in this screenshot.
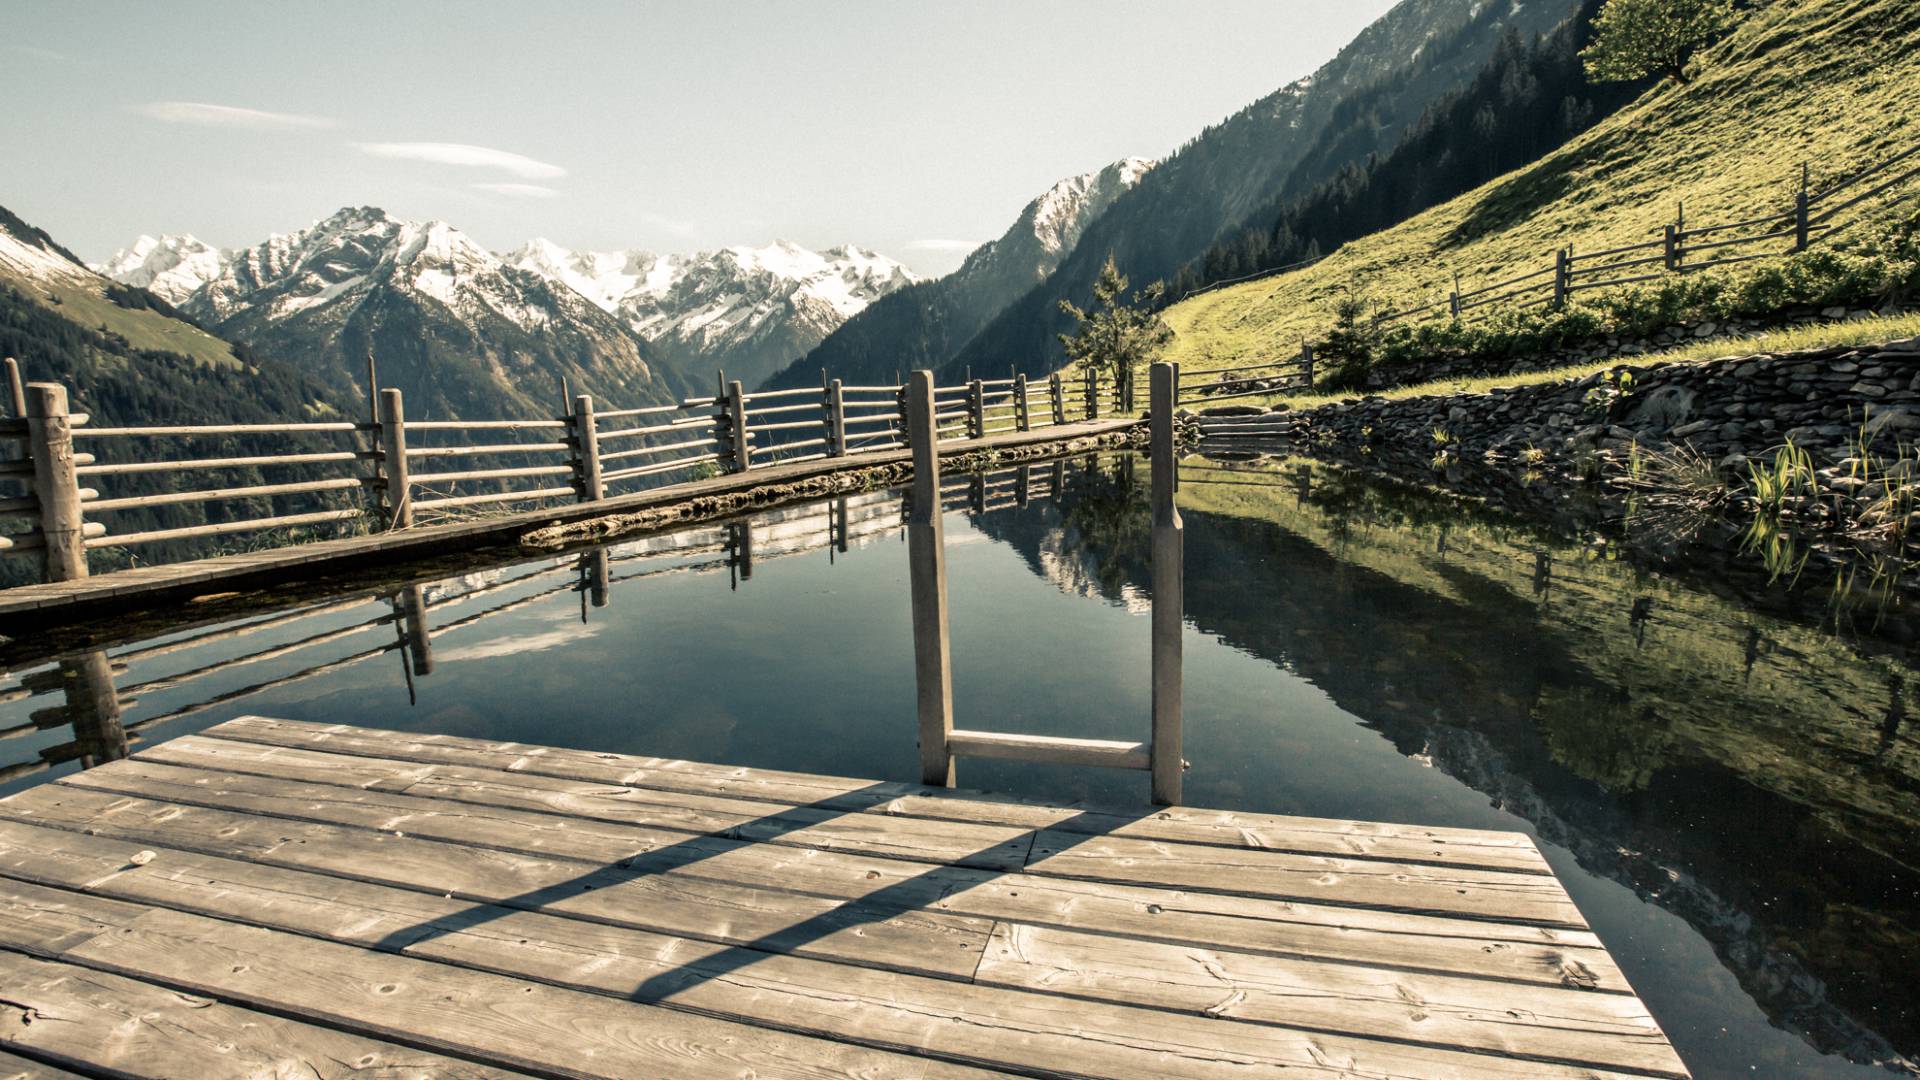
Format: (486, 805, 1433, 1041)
(354, 141, 566, 179)
(640, 212, 699, 238)
(135, 100, 337, 130)
(473, 182, 560, 199)
(7, 45, 68, 62)
(909, 238, 984, 252)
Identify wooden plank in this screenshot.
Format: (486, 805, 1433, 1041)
(0, 829, 1662, 1080)
(1024, 830, 1585, 927)
(947, 730, 1150, 770)
(2, 767, 1627, 994)
(0, 950, 531, 1079)
(146, 736, 1574, 927)
(140, 735, 1037, 870)
(201, 718, 1552, 873)
(0, 1048, 87, 1080)
(0, 879, 989, 1080)
(976, 922, 1687, 1077)
(0, 782, 993, 981)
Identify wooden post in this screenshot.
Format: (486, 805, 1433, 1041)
(572, 394, 604, 502)
(3, 357, 24, 418)
(1551, 247, 1570, 308)
(585, 548, 610, 608)
(1049, 373, 1066, 426)
(905, 370, 954, 786)
(967, 379, 985, 440)
(1013, 373, 1031, 432)
(826, 378, 847, 457)
(60, 650, 128, 768)
(725, 380, 750, 473)
(377, 389, 412, 529)
(400, 583, 435, 676)
(833, 495, 849, 555)
(1014, 463, 1031, 507)
(1085, 368, 1099, 420)
(1300, 343, 1316, 388)
(1448, 271, 1462, 319)
(1149, 362, 1184, 806)
(1794, 163, 1811, 252)
(1662, 224, 1680, 272)
(25, 382, 87, 582)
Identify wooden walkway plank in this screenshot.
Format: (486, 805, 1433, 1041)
(0, 783, 995, 981)
(205, 717, 1550, 871)
(0, 826, 1666, 1080)
(976, 922, 1689, 1077)
(1023, 830, 1586, 926)
(0, 950, 533, 1079)
(141, 735, 1039, 871)
(0, 1048, 88, 1080)
(29, 755, 1633, 993)
(0, 877, 998, 1080)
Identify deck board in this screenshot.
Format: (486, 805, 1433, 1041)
(0, 717, 1689, 1078)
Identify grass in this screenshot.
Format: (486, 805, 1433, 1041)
(1161, 0, 1920, 377)
(1206, 309, 1920, 411)
(0, 265, 247, 372)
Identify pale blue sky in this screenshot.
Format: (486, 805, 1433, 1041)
(3, 1, 1396, 275)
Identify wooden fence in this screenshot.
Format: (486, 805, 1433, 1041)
(1373, 144, 1920, 328)
(0, 357, 1126, 586)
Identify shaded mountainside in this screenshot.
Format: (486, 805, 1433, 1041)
(765, 158, 1154, 391)
(944, 0, 1584, 380)
(1164, 0, 1920, 373)
(0, 206, 366, 578)
(185, 207, 691, 420)
(976, 456, 1920, 1069)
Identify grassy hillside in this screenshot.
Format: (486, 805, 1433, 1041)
(0, 207, 245, 373)
(1163, 0, 1920, 374)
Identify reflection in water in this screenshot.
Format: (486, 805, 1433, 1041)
(2, 453, 1918, 1076)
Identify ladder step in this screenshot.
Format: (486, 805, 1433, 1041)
(947, 731, 1150, 770)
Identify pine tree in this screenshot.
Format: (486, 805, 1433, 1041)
(1058, 254, 1172, 409)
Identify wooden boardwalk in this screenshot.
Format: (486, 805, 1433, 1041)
(0, 717, 1688, 1078)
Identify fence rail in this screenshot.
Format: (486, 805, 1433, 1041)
(0, 355, 1119, 585)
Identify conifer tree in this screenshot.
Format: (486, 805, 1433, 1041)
(1058, 254, 1172, 409)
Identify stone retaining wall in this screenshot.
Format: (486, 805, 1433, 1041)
(1191, 335, 1920, 485)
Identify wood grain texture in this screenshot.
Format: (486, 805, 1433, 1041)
(0, 783, 993, 981)
(200, 718, 1552, 872)
(0, 1048, 87, 1080)
(0, 950, 532, 1079)
(0, 825, 1658, 1080)
(0, 717, 1686, 1078)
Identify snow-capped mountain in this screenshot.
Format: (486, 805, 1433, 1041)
(505, 238, 917, 389)
(763, 157, 1155, 390)
(94, 235, 228, 304)
(172, 207, 682, 420)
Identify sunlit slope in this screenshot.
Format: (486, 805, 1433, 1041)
(1163, 0, 1920, 372)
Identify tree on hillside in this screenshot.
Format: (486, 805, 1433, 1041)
(1058, 254, 1172, 411)
(1580, 0, 1735, 85)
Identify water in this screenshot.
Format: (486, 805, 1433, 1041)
(5, 453, 1917, 1079)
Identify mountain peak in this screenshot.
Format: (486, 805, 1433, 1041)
(95, 233, 227, 304)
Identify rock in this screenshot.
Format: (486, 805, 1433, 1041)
(1198, 405, 1266, 417)
(1823, 306, 1849, 319)
(1694, 321, 1719, 338)
(1850, 382, 1890, 398)
(1671, 419, 1715, 437)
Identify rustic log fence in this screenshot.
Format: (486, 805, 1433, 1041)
(1373, 145, 1920, 328)
(0, 359, 1122, 586)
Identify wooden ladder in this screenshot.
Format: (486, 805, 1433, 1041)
(903, 365, 1185, 805)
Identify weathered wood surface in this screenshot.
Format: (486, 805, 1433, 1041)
(0, 717, 1689, 1078)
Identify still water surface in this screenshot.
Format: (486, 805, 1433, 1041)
(5, 453, 1917, 1079)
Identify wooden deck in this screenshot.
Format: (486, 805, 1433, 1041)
(0, 716, 1688, 1078)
